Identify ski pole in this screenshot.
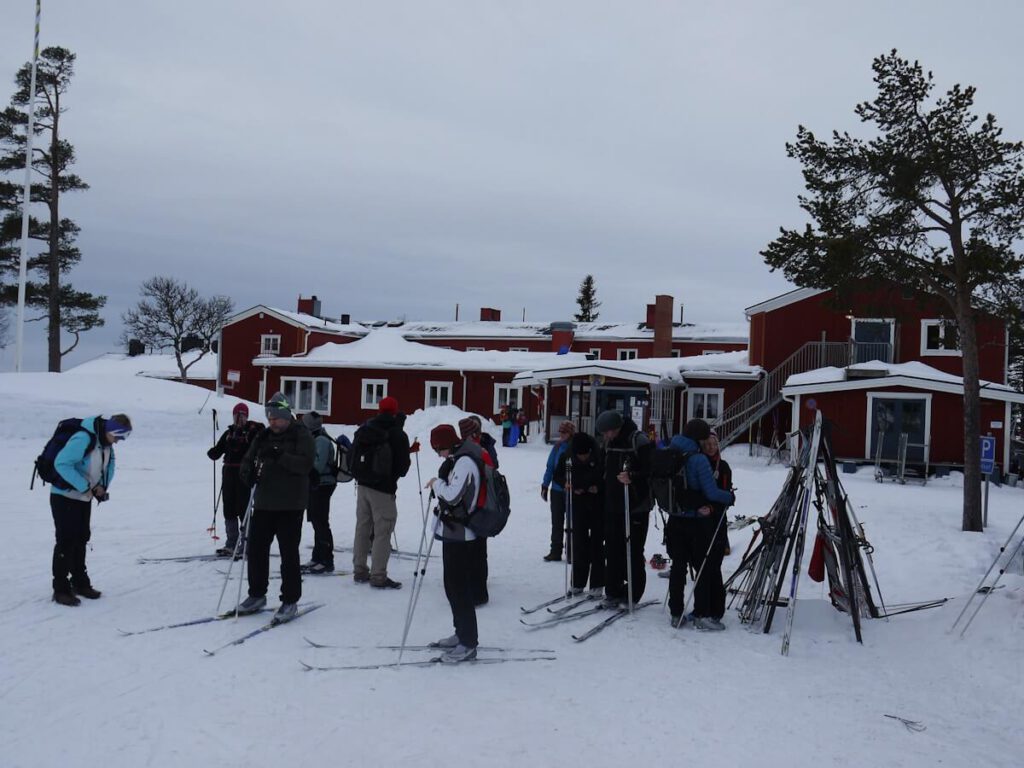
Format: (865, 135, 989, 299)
(207, 485, 223, 541)
(564, 456, 573, 597)
(414, 444, 427, 525)
(949, 510, 1024, 633)
(215, 476, 257, 616)
(399, 492, 437, 665)
(623, 457, 634, 615)
(209, 410, 220, 540)
(956, 531, 1024, 637)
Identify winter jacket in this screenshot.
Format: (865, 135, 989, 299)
(51, 416, 116, 502)
(240, 420, 315, 511)
(208, 421, 264, 467)
(354, 413, 411, 495)
(666, 434, 735, 515)
(310, 430, 339, 488)
(602, 418, 654, 516)
(479, 433, 500, 468)
(554, 436, 604, 516)
(433, 441, 486, 542)
(542, 440, 571, 493)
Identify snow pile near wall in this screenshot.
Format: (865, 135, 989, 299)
(67, 352, 218, 380)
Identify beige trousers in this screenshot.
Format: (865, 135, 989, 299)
(353, 485, 398, 580)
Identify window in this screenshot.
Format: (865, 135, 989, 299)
(671, 350, 682, 358)
(701, 350, 725, 355)
(424, 381, 453, 409)
(280, 377, 332, 415)
(589, 348, 602, 359)
(687, 388, 724, 421)
(850, 318, 895, 363)
(494, 384, 522, 413)
(466, 347, 485, 352)
(920, 319, 961, 356)
(361, 379, 388, 409)
(260, 334, 281, 356)
(617, 349, 638, 361)
(509, 347, 529, 353)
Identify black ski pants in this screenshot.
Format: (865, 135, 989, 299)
(247, 509, 303, 604)
(469, 537, 488, 605)
(604, 495, 650, 604)
(666, 514, 726, 619)
(549, 489, 568, 558)
(442, 540, 478, 648)
(306, 485, 336, 568)
(221, 465, 248, 521)
(51, 494, 93, 593)
(570, 494, 605, 590)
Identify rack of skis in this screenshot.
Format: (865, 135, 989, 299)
(725, 411, 887, 655)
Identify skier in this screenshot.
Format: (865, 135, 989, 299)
(301, 411, 338, 574)
(666, 419, 736, 630)
(236, 393, 315, 623)
(207, 403, 264, 556)
(553, 431, 605, 595)
(426, 423, 484, 663)
(351, 396, 411, 589)
(596, 409, 654, 608)
(540, 420, 576, 561)
(497, 405, 512, 447)
(48, 414, 132, 606)
(705, 428, 734, 557)
(516, 408, 529, 443)
(458, 416, 496, 606)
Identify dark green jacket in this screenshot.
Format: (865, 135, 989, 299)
(240, 421, 315, 511)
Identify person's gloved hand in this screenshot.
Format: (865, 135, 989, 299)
(410, 440, 421, 454)
(540, 486, 549, 502)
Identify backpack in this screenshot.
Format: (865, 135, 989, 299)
(649, 447, 705, 516)
(439, 448, 512, 538)
(32, 418, 99, 491)
(350, 423, 393, 485)
(334, 434, 354, 483)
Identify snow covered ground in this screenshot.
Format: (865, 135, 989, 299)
(1, 371, 1022, 767)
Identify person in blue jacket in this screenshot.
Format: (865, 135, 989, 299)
(666, 418, 735, 630)
(50, 414, 132, 606)
(540, 420, 576, 561)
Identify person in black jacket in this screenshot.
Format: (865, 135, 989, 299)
(554, 432, 605, 595)
(351, 396, 412, 589)
(236, 392, 315, 623)
(207, 403, 264, 555)
(596, 409, 654, 608)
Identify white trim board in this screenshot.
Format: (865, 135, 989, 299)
(781, 375, 1024, 404)
(744, 287, 828, 318)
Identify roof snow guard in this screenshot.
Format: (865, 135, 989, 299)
(782, 360, 1024, 404)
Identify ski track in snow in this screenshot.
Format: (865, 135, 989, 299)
(0, 372, 1022, 767)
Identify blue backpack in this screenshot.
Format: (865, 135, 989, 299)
(32, 418, 99, 490)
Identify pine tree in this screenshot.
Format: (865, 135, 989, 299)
(762, 51, 1024, 532)
(574, 274, 601, 322)
(0, 47, 105, 370)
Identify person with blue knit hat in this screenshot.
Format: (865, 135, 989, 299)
(48, 413, 132, 606)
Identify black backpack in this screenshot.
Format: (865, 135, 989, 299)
(334, 434, 354, 483)
(32, 418, 99, 490)
(649, 447, 705, 516)
(350, 423, 393, 485)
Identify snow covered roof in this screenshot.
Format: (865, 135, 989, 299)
(513, 351, 761, 386)
(783, 360, 1024, 403)
(67, 352, 217, 380)
(397, 319, 747, 342)
(253, 328, 589, 372)
(225, 305, 368, 336)
(744, 287, 828, 318)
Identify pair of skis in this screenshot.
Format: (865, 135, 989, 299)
(203, 603, 324, 656)
(520, 593, 658, 641)
(299, 637, 556, 670)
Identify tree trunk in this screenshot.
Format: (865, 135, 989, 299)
(47, 92, 61, 372)
(957, 292, 983, 532)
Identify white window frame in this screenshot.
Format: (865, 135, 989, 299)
(260, 334, 281, 356)
(919, 319, 962, 357)
(671, 350, 682, 358)
(361, 378, 388, 409)
(589, 348, 602, 359)
(850, 317, 896, 347)
(617, 348, 639, 361)
(509, 347, 529, 353)
(424, 381, 453, 409)
(279, 376, 332, 415)
(493, 384, 523, 414)
(687, 387, 725, 422)
(864, 392, 932, 465)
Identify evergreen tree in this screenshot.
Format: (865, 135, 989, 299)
(762, 51, 1024, 532)
(121, 276, 234, 383)
(574, 274, 601, 322)
(0, 47, 105, 370)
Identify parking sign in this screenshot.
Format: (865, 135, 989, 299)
(980, 436, 996, 475)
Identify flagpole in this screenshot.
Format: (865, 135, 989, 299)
(14, 0, 42, 373)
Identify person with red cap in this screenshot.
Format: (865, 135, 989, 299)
(426, 423, 484, 663)
(458, 416, 495, 606)
(208, 403, 264, 555)
(350, 396, 412, 589)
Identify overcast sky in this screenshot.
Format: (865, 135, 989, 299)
(3, 0, 1024, 370)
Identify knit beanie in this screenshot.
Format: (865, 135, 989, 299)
(232, 403, 249, 418)
(595, 409, 624, 434)
(571, 432, 595, 455)
(558, 420, 577, 437)
(430, 424, 459, 452)
(378, 396, 399, 415)
(302, 411, 323, 433)
(683, 418, 711, 442)
(458, 416, 480, 440)
(265, 392, 294, 421)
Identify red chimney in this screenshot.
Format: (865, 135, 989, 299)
(653, 294, 673, 357)
(480, 307, 501, 322)
(550, 322, 575, 352)
(297, 295, 321, 317)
